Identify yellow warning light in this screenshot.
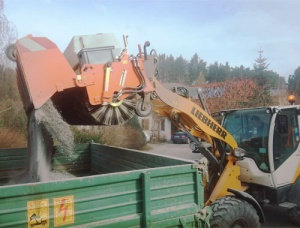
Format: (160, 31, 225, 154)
(288, 95, 296, 105)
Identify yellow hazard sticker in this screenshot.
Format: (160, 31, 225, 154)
(27, 199, 49, 228)
(53, 195, 74, 226)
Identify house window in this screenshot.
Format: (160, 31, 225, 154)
(141, 119, 149, 130)
(161, 119, 165, 131)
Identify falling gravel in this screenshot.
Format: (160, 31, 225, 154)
(24, 99, 76, 182)
(10, 100, 76, 184)
(35, 100, 75, 158)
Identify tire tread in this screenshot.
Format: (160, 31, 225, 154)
(210, 196, 260, 228)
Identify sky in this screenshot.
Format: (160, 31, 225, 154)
(3, 0, 300, 79)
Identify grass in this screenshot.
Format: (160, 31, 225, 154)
(99, 125, 147, 150)
(0, 127, 27, 148)
(140, 144, 154, 151)
(0, 123, 147, 150)
(72, 125, 147, 150)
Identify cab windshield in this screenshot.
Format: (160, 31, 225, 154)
(222, 108, 272, 172)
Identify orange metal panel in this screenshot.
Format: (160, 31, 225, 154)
(76, 54, 154, 105)
(15, 36, 76, 109)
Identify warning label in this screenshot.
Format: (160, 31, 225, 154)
(53, 195, 74, 226)
(27, 199, 49, 228)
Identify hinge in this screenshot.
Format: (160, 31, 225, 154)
(197, 206, 212, 228)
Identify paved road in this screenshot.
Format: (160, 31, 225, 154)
(143, 142, 297, 228)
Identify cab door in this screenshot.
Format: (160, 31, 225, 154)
(271, 108, 300, 187)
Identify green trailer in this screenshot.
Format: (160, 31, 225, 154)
(0, 143, 210, 228)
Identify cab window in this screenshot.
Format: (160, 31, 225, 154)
(273, 109, 299, 170)
(223, 108, 272, 172)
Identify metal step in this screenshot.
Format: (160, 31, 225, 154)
(279, 202, 297, 208)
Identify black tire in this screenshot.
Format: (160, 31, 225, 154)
(288, 206, 300, 225)
(210, 196, 260, 228)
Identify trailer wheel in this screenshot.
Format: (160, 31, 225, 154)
(210, 196, 260, 228)
(288, 206, 300, 225)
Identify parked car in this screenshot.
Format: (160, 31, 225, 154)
(171, 131, 190, 144)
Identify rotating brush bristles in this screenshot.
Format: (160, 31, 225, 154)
(87, 97, 137, 125)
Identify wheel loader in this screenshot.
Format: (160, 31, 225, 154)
(7, 33, 300, 227)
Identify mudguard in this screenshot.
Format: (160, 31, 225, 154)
(227, 188, 265, 223)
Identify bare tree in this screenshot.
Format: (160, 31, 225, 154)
(199, 79, 259, 113)
(0, 0, 18, 68)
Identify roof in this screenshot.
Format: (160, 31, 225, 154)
(163, 79, 290, 113)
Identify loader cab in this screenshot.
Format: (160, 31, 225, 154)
(222, 107, 300, 189)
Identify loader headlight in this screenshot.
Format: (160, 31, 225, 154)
(233, 148, 246, 158)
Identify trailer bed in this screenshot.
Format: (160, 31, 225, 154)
(0, 143, 209, 227)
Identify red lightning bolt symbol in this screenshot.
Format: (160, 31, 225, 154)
(58, 198, 68, 221)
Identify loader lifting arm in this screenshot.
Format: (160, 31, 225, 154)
(150, 77, 238, 168)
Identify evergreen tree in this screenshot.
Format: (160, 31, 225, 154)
(252, 48, 273, 106)
(207, 62, 219, 83)
(288, 66, 300, 96)
(157, 54, 167, 82)
(219, 62, 231, 81)
(174, 55, 188, 83)
(253, 48, 270, 73)
(188, 54, 207, 84)
(166, 55, 176, 82)
(197, 58, 207, 84)
(188, 53, 200, 84)
(231, 65, 252, 79)
(195, 71, 206, 85)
